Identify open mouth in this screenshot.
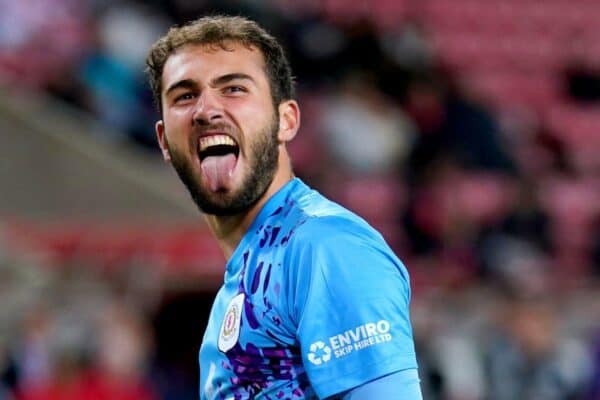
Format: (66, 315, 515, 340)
(198, 134, 240, 192)
(198, 135, 240, 161)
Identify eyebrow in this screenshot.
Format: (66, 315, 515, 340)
(164, 73, 256, 97)
(165, 79, 197, 97)
(211, 73, 256, 87)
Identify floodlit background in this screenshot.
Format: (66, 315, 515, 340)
(1, 0, 599, 399)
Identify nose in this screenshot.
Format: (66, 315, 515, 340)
(192, 90, 223, 126)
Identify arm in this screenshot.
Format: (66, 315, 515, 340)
(341, 369, 423, 400)
(291, 219, 420, 399)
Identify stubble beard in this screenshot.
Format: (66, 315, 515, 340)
(167, 115, 280, 217)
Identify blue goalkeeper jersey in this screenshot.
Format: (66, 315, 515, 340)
(199, 178, 418, 399)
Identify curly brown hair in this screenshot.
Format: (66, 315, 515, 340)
(145, 15, 295, 113)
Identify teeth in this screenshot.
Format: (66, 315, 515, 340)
(199, 135, 236, 152)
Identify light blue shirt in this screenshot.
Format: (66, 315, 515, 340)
(199, 178, 419, 399)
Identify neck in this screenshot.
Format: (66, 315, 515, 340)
(204, 155, 294, 260)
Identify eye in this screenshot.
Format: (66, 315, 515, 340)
(174, 92, 196, 103)
(223, 86, 247, 95)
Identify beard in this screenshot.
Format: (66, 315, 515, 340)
(167, 115, 280, 216)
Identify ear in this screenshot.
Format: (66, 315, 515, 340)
(155, 120, 171, 161)
(277, 100, 300, 143)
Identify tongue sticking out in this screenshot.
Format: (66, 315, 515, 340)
(201, 153, 237, 192)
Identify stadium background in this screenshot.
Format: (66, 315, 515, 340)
(1, 0, 599, 398)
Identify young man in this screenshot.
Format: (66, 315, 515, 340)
(146, 15, 422, 400)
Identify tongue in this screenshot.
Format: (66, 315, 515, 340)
(200, 153, 237, 192)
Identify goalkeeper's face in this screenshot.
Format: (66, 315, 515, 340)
(154, 43, 283, 216)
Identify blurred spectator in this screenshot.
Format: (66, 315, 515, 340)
(405, 76, 516, 184)
(485, 297, 592, 400)
(478, 178, 552, 274)
(78, 2, 170, 147)
(83, 303, 157, 400)
(7, 268, 158, 400)
(379, 22, 435, 71)
(320, 71, 416, 175)
(403, 161, 506, 280)
(14, 307, 53, 389)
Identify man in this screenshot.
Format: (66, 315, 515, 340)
(146, 15, 422, 399)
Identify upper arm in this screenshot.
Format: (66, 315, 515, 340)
(289, 219, 419, 399)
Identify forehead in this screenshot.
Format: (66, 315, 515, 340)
(161, 42, 268, 91)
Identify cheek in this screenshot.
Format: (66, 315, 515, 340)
(163, 109, 194, 141)
(167, 106, 195, 126)
(232, 100, 276, 134)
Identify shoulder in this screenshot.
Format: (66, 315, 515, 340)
(285, 212, 409, 286)
(280, 181, 407, 278)
(287, 185, 383, 247)
(283, 210, 384, 266)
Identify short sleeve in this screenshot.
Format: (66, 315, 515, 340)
(288, 218, 418, 399)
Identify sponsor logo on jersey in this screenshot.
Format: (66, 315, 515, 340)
(307, 341, 332, 365)
(218, 293, 244, 353)
(306, 320, 392, 365)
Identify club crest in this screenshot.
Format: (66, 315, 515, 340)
(218, 293, 244, 352)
